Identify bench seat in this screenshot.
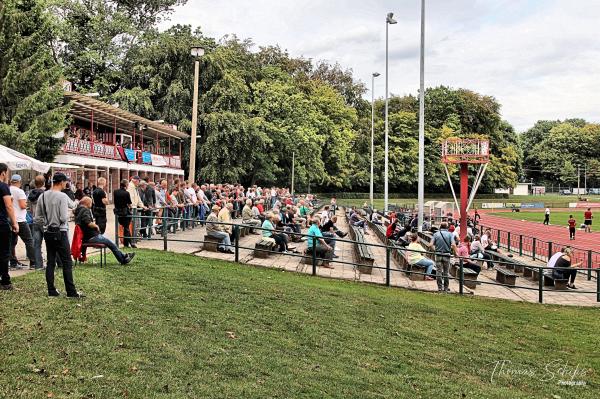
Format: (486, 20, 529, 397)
(254, 239, 277, 258)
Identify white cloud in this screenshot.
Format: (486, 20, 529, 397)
(161, 0, 600, 131)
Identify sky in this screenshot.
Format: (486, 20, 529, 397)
(159, 0, 600, 132)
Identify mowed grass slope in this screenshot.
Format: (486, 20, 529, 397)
(1, 250, 598, 398)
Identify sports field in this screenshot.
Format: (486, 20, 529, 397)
(489, 210, 594, 227)
(1, 250, 598, 398)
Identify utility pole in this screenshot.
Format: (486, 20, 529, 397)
(417, 0, 425, 232)
(584, 164, 587, 193)
(291, 151, 295, 197)
(578, 165, 581, 194)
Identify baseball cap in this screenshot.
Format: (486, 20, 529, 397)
(10, 174, 21, 182)
(52, 173, 68, 183)
(131, 175, 140, 180)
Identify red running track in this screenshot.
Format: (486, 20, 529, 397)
(477, 212, 600, 269)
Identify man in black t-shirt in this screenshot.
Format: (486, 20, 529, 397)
(113, 179, 133, 247)
(0, 163, 18, 290)
(75, 197, 134, 265)
(92, 177, 108, 234)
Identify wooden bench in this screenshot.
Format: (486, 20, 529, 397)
(487, 250, 524, 274)
(254, 239, 277, 258)
(349, 226, 375, 274)
(495, 267, 517, 287)
(302, 247, 325, 266)
(368, 220, 387, 244)
(449, 261, 479, 289)
(391, 241, 430, 281)
(202, 235, 222, 252)
(530, 268, 569, 290)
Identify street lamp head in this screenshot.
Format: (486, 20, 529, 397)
(190, 46, 205, 57)
(373, 72, 381, 77)
(386, 12, 397, 24)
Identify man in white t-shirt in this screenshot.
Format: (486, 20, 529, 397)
(9, 175, 36, 269)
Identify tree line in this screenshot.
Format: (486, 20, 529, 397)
(2, 0, 595, 192)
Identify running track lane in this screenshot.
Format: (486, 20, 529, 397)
(478, 214, 600, 269)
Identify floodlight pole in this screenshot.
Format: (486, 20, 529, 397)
(370, 72, 380, 207)
(417, 0, 425, 232)
(384, 13, 396, 214)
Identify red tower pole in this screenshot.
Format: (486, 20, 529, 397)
(460, 163, 469, 241)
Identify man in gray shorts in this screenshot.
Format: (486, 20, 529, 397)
(430, 222, 457, 292)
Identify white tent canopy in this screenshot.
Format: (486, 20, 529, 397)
(0, 144, 77, 173)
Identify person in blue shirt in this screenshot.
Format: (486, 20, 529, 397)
(261, 213, 287, 252)
(429, 222, 457, 292)
(307, 215, 333, 267)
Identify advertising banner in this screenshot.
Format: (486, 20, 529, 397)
(124, 148, 136, 162)
(520, 202, 544, 209)
(151, 154, 167, 166)
(142, 152, 152, 164)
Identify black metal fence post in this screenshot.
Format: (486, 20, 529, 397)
(597, 270, 600, 303)
(163, 216, 168, 251)
(114, 212, 120, 249)
(538, 266, 543, 303)
(234, 225, 240, 263)
(519, 235, 523, 256)
(459, 258, 464, 295)
(532, 238, 537, 261)
(548, 241, 553, 260)
(311, 243, 317, 276)
(507, 232, 511, 253)
(385, 246, 391, 287)
(497, 230, 501, 248)
(588, 250, 592, 281)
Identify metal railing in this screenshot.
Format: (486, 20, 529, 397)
(110, 212, 600, 304)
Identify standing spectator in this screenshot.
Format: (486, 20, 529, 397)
(35, 173, 84, 298)
(83, 182, 93, 197)
(584, 207, 593, 233)
(127, 176, 146, 241)
(543, 208, 550, 225)
(62, 181, 76, 201)
(92, 177, 108, 234)
(28, 175, 46, 270)
(74, 182, 84, 201)
(0, 163, 18, 290)
(429, 222, 457, 292)
(9, 175, 36, 269)
(568, 214, 577, 240)
(114, 179, 134, 248)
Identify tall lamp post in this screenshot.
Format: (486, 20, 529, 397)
(370, 72, 380, 207)
(188, 46, 204, 183)
(384, 12, 397, 214)
(417, 0, 425, 231)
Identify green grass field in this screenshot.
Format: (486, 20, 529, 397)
(1, 250, 598, 398)
(337, 194, 600, 211)
(489, 210, 593, 226)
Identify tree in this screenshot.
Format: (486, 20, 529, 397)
(0, 0, 69, 160)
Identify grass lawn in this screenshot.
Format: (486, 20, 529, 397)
(1, 250, 599, 398)
(338, 194, 600, 210)
(489, 210, 593, 226)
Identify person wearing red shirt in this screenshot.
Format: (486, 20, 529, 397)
(568, 215, 577, 240)
(584, 208, 593, 233)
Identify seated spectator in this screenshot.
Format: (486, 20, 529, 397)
(320, 206, 331, 225)
(218, 202, 234, 239)
(281, 205, 301, 234)
(307, 215, 333, 267)
(242, 199, 261, 234)
(349, 210, 369, 234)
(457, 236, 481, 275)
(206, 205, 233, 254)
(251, 201, 265, 223)
(552, 247, 581, 289)
(371, 210, 382, 225)
(406, 234, 435, 280)
(261, 213, 287, 253)
(321, 215, 347, 238)
(547, 248, 565, 269)
(74, 197, 135, 265)
(471, 235, 493, 269)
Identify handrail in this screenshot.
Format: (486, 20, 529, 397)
(105, 207, 600, 304)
